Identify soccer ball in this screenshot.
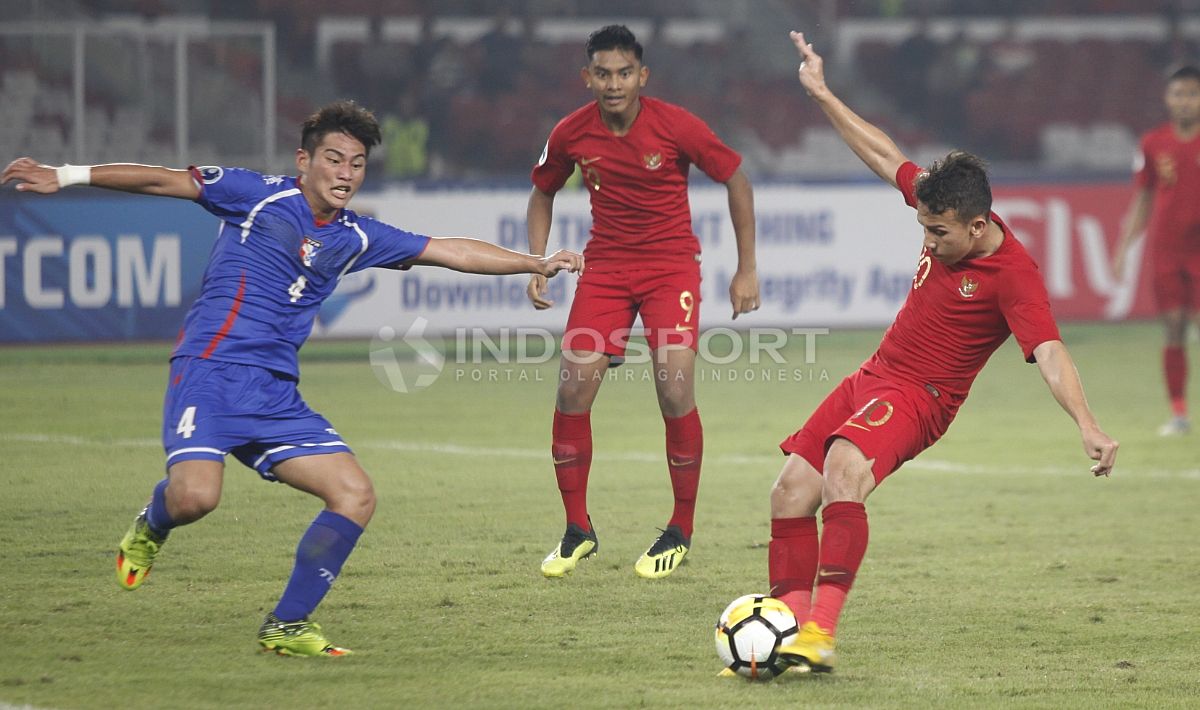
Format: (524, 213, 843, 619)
(714, 594, 799, 680)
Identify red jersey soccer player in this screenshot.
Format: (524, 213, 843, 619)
(759, 33, 1119, 674)
(1112, 65, 1200, 436)
(528, 25, 759, 579)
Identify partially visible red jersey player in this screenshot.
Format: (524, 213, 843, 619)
(528, 25, 759, 580)
(1112, 65, 1200, 436)
(760, 32, 1119, 675)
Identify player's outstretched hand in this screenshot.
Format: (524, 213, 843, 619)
(729, 269, 760, 320)
(790, 31, 828, 97)
(1081, 425, 1118, 477)
(2, 157, 61, 193)
(537, 249, 584, 279)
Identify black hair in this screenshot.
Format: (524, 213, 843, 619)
(300, 100, 382, 156)
(915, 151, 992, 223)
(586, 24, 643, 61)
(1167, 64, 1200, 84)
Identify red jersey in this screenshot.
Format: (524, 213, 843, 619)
(1134, 123, 1200, 256)
(863, 162, 1062, 412)
(531, 96, 741, 271)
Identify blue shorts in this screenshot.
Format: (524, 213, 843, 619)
(161, 356, 352, 480)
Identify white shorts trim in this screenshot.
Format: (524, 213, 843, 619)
(252, 440, 349, 470)
(166, 446, 226, 463)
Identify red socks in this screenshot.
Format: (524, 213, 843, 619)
(1164, 346, 1188, 417)
(769, 516, 819, 619)
(552, 409, 593, 531)
(808, 501, 869, 635)
(664, 408, 703, 539)
(553, 408, 702, 538)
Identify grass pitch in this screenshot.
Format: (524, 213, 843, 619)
(0, 322, 1197, 709)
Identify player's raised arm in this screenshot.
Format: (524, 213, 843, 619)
(790, 31, 908, 188)
(413, 236, 582, 278)
(526, 186, 558, 309)
(724, 169, 760, 319)
(1031, 340, 1119, 477)
(2, 157, 200, 200)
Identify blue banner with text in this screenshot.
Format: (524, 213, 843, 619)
(0, 192, 217, 342)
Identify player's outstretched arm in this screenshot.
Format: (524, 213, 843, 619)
(2, 157, 199, 199)
(1032, 340, 1119, 477)
(414, 237, 583, 278)
(789, 31, 908, 188)
(725, 169, 760, 319)
(525, 187, 558, 309)
(1111, 185, 1151, 280)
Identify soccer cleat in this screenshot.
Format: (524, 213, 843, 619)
(1157, 416, 1191, 437)
(777, 621, 836, 673)
(634, 525, 690, 579)
(541, 522, 598, 578)
(116, 509, 167, 590)
(716, 667, 738, 678)
(257, 614, 353, 657)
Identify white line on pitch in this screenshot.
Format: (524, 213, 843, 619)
(1, 431, 1194, 480)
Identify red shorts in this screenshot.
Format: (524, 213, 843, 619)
(562, 264, 701, 356)
(1152, 253, 1200, 312)
(779, 369, 954, 484)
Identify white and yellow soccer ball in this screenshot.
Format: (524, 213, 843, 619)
(714, 594, 799, 680)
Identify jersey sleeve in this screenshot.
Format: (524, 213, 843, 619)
(895, 161, 924, 208)
(189, 166, 277, 222)
(1132, 134, 1154, 189)
(347, 216, 431, 272)
(672, 107, 741, 183)
(998, 262, 1062, 363)
(531, 120, 576, 195)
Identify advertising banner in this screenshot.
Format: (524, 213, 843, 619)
(0, 192, 217, 342)
(0, 180, 1151, 342)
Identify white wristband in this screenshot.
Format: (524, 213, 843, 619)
(55, 164, 91, 187)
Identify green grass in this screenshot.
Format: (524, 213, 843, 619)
(1, 322, 1197, 709)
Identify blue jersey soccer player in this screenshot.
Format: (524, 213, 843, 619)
(3, 101, 582, 657)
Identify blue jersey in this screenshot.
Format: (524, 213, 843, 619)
(172, 166, 430, 379)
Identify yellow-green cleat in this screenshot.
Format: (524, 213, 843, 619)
(258, 614, 353, 657)
(540, 522, 598, 578)
(778, 621, 836, 673)
(116, 509, 167, 591)
(634, 525, 689, 579)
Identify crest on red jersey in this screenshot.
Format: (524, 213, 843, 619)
(643, 152, 663, 170)
(958, 275, 980, 299)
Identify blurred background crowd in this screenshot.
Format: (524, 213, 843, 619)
(3, 0, 1199, 183)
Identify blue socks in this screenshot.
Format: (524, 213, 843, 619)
(273, 510, 364, 622)
(145, 478, 175, 537)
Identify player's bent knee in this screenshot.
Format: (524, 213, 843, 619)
(770, 479, 815, 516)
(330, 475, 376, 525)
(771, 458, 822, 516)
(169, 485, 220, 522)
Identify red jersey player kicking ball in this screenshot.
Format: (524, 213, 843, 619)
(528, 25, 759, 579)
(1113, 65, 1200, 436)
(760, 32, 1119, 675)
